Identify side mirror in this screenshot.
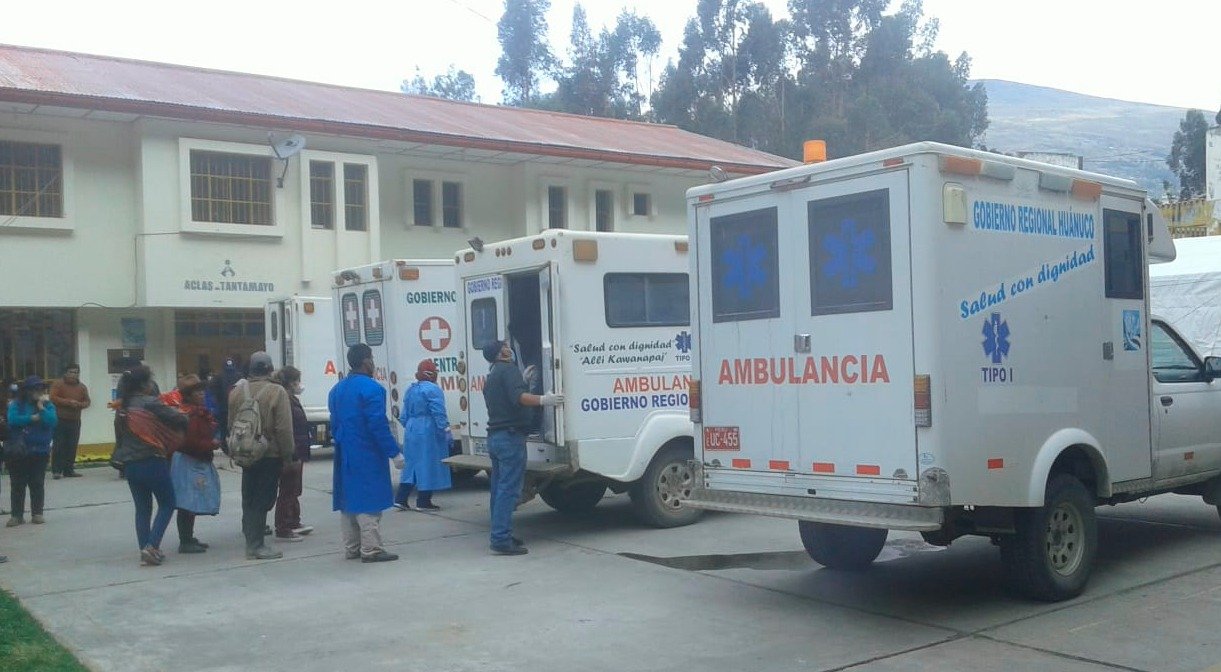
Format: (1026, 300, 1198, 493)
(1205, 357, 1221, 380)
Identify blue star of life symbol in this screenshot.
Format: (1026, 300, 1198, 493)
(721, 234, 767, 299)
(982, 312, 1011, 364)
(823, 218, 876, 289)
(675, 330, 692, 354)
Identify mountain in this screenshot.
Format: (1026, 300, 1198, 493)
(976, 80, 1190, 195)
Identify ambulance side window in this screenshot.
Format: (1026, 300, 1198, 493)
(269, 312, 278, 341)
(604, 273, 690, 327)
(710, 207, 780, 323)
(470, 298, 498, 349)
(807, 189, 893, 315)
(1103, 209, 1143, 300)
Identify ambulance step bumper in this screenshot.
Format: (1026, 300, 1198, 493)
(443, 455, 571, 476)
(683, 487, 944, 531)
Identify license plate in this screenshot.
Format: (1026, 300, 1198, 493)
(703, 426, 740, 452)
(471, 438, 489, 456)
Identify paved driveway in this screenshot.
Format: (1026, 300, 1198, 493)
(0, 457, 1218, 671)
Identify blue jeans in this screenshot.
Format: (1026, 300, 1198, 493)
(126, 458, 176, 550)
(487, 430, 526, 548)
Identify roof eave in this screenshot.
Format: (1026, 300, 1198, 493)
(0, 88, 787, 176)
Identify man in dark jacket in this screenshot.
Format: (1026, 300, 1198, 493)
(481, 340, 563, 555)
(328, 344, 402, 563)
(228, 352, 295, 560)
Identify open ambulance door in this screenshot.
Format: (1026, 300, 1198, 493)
(464, 273, 507, 444)
(539, 262, 564, 446)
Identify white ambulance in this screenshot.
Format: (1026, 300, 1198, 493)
(684, 142, 1221, 601)
(450, 231, 702, 527)
(330, 260, 465, 453)
(265, 296, 338, 444)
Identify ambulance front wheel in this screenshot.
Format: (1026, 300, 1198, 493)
(629, 442, 704, 528)
(999, 473, 1097, 602)
(798, 521, 887, 570)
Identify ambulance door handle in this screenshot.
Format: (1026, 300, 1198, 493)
(795, 334, 811, 353)
(1160, 396, 1173, 407)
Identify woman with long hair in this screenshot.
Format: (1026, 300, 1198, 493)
(112, 366, 187, 565)
(395, 359, 453, 511)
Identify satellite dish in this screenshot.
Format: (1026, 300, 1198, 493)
(709, 165, 729, 183)
(269, 133, 307, 159)
(268, 133, 306, 187)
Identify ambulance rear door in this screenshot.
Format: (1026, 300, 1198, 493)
(463, 273, 507, 448)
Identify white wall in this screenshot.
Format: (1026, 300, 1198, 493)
(0, 113, 138, 308)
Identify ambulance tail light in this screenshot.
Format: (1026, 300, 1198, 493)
(398, 266, 420, 281)
(914, 374, 932, 427)
(303, 302, 315, 315)
(689, 379, 702, 424)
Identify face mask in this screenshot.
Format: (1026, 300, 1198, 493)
(295, 384, 305, 395)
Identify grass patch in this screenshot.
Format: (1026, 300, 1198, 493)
(0, 588, 87, 671)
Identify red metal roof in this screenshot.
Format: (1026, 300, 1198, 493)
(0, 44, 796, 175)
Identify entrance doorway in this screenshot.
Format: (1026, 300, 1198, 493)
(174, 310, 264, 379)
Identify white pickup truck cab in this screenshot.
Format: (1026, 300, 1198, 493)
(684, 142, 1220, 601)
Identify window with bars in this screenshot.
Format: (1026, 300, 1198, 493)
(189, 150, 273, 225)
(595, 189, 614, 232)
(442, 181, 463, 228)
(548, 186, 567, 229)
(344, 163, 368, 231)
(413, 179, 434, 226)
(0, 309, 75, 383)
(309, 161, 335, 229)
(0, 141, 63, 218)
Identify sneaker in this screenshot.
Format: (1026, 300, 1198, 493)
(6, 516, 24, 528)
(392, 502, 411, 512)
(52, 473, 62, 480)
(152, 547, 166, 561)
(263, 525, 273, 536)
(292, 526, 314, 536)
(416, 503, 441, 512)
(178, 540, 207, 554)
(344, 550, 361, 560)
(361, 550, 399, 563)
(140, 547, 162, 566)
(65, 472, 83, 478)
(245, 546, 283, 560)
(0, 555, 7, 564)
(490, 543, 528, 556)
(30, 514, 44, 525)
(274, 533, 304, 543)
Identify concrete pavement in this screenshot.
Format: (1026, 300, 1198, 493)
(0, 456, 1218, 671)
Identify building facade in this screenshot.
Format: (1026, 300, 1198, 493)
(0, 45, 793, 455)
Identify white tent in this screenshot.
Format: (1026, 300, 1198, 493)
(1150, 236, 1221, 357)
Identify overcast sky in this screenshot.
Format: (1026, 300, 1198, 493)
(3, 0, 1218, 113)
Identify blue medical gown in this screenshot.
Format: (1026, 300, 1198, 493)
(328, 373, 400, 514)
(397, 381, 453, 491)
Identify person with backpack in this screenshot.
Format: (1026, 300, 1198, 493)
(227, 351, 295, 561)
(111, 366, 187, 566)
(328, 344, 403, 563)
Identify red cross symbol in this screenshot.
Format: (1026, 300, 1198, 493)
(419, 317, 452, 352)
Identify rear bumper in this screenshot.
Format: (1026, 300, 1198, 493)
(683, 487, 943, 531)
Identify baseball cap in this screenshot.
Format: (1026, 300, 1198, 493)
(481, 340, 505, 363)
(249, 351, 274, 374)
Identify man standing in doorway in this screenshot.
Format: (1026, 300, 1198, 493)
(229, 352, 295, 560)
(481, 340, 563, 555)
(50, 364, 90, 479)
(328, 344, 402, 563)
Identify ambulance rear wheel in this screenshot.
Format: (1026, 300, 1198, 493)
(798, 521, 887, 570)
(630, 443, 703, 528)
(999, 474, 1097, 602)
(540, 481, 606, 514)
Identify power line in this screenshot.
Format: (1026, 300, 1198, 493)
(441, 0, 496, 25)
